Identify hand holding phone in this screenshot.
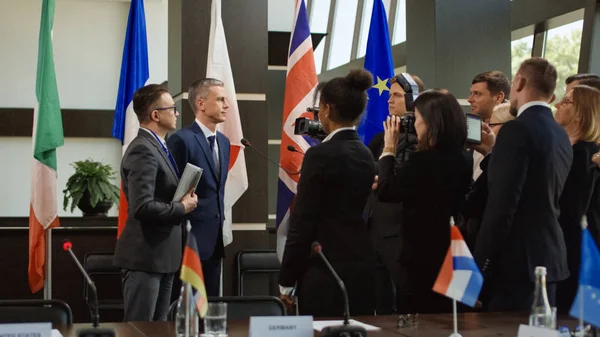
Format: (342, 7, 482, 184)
(471, 123, 496, 156)
(466, 113, 482, 144)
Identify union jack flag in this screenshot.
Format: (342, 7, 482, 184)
(276, 0, 318, 260)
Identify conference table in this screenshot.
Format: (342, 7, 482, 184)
(55, 312, 583, 337)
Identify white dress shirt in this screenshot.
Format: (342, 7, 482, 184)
(322, 126, 356, 142)
(517, 101, 550, 117)
(195, 119, 219, 166)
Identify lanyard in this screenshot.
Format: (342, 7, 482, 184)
(147, 129, 180, 177)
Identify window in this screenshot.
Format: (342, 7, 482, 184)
(544, 19, 584, 99)
(328, 0, 359, 69)
(314, 37, 327, 74)
(309, 0, 331, 73)
(511, 35, 534, 78)
(392, 0, 406, 45)
(511, 25, 534, 78)
(357, 0, 393, 58)
(309, 0, 330, 34)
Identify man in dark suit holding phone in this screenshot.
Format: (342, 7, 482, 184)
(475, 58, 573, 311)
(113, 84, 198, 322)
(167, 78, 230, 297)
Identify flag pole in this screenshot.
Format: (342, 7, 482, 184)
(579, 284, 584, 331)
(449, 216, 462, 337)
(449, 299, 462, 337)
(44, 228, 52, 299)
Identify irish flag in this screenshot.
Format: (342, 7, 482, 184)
(29, 0, 65, 293)
(208, 0, 248, 246)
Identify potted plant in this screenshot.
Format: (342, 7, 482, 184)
(63, 159, 120, 217)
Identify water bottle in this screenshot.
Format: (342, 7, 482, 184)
(175, 283, 199, 337)
(529, 266, 556, 330)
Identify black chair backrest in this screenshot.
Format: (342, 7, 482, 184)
(84, 251, 119, 274)
(168, 296, 286, 321)
(237, 250, 280, 295)
(83, 251, 123, 305)
(0, 299, 73, 325)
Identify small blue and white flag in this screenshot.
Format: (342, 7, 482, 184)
(570, 216, 600, 328)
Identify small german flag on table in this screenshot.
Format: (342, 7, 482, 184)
(180, 221, 209, 317)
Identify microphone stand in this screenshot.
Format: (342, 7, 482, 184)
(318, 252, 351, 326)
(313, 242, 367, 337)
(241, 138, 300, 175)
(65, 247, 100, 328)
(63, 242, 115, 337)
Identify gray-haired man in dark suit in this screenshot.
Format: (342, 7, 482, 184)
(113, 84, 198, 322)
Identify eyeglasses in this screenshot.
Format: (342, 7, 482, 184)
(155, 106, 178, 113)
(557, 98, 574, 106)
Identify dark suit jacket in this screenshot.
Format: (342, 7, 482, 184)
(377, 145, 472, 313)
(167, 122, 230, 261)
(462, 154, 491, 250)
(557, 141, 599, 310)
(365, 130, 417, 281)
(559, 141, 599, 267)
(474, 105, 573, 284)
(279, 129, 377, 317)
(113, 130, 186, 274)
(587, 167, 600, 246)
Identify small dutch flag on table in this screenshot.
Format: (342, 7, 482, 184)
(433, 217, 484, 337)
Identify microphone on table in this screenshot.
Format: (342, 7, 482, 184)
(241, 138, 300, 175)
(312, 242, 367, 337)
(62, 240, 115, 337)
(287, 145, 305, 156)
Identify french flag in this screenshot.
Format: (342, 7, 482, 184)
(433, 217, 484, 307)
(111, 0, 149, 238)
(276, 0, 319, 261)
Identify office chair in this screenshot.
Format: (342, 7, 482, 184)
(0, 299, 73, 325)
(168, 295, 286, 321)
(83, 251, 123, 319)
(236, 249, 280, 296)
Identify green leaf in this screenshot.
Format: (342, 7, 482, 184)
(63, 159, 120, 213)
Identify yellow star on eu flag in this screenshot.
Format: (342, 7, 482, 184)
(372, 76, 390, 95)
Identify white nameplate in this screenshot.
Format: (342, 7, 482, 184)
(249, 316, 313, 337)
(518, 324, 560, 337)
(0, 322, 52, 337)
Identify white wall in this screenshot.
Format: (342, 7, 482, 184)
(0, 137, 122, 217)
(0, 0, 168, 217)
(268, 0, 294, 32)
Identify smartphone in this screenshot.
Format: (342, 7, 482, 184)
(466, 113, 482, 144)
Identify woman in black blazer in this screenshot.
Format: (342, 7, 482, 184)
(278, 69, 377, 317)
(554, 84, 600, 313)
(377, 89, 473, 314)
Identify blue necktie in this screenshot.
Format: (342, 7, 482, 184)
(208, 135, 220, 176)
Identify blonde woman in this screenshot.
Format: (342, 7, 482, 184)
(554, 85, 600, 313)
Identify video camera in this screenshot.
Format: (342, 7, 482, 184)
(394, 73, 421, 137)
(400, 113, 416, 135)
(293, 106, 327, 141)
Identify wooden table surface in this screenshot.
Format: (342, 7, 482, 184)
(55, 312, 581, 337)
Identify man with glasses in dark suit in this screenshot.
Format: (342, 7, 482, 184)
(114, 84, 198, 322)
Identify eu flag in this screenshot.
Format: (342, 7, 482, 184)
(569, 220, 600, 328)
(357, 0, 394, 146)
